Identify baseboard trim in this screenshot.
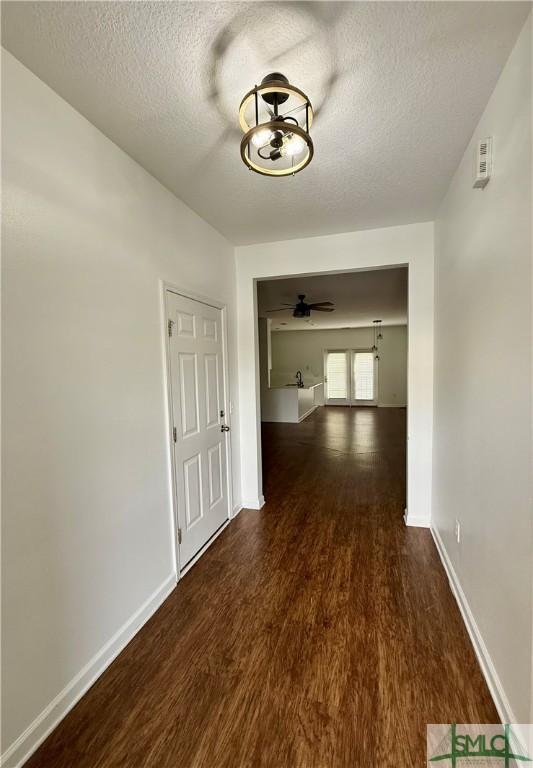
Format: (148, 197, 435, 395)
(378, 403, 407, 408)
(404, 511, 430, 528)
(242, 495, 265, 510)
(232, 503, 244, 518)
(298, 405, 318, 423)
(2, 574, 176, 768)
(431, 526, 516, 725)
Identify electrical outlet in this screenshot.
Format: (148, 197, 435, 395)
(455, 519, 461, 544)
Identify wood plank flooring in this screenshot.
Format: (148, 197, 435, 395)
(27, 406, 497, 768)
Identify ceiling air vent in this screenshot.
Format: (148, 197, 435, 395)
(473, 137, 492, 189)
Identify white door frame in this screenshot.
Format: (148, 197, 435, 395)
(161, 281, 234, 579)
(236, 224, 435, 528)
(323, 348, 378, 406)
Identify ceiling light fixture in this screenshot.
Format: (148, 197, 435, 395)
(239, 73, 313, 177)
(266, 294, 334, 318)
(372, 320, 380, 352)
(373, 320, 383, 360)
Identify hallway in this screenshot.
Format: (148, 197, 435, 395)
(27, 408, 497, 768)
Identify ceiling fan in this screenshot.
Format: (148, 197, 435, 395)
(266, 294, 335, 318)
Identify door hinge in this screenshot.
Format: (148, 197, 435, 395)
(168, 319, 174, 337)
(178, 527, 182, 545)
(172, 426, 177, 443)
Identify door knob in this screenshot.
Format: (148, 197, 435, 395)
(220, 425, 230, 432)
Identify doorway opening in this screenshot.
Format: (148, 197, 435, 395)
(256, 267, 408, 508)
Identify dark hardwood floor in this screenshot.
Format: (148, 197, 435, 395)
(27, 406, 497, 768)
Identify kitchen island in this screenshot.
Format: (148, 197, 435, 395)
(260, 382, 324, 423)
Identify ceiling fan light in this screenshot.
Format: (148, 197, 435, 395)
(239, 74, 313, 177)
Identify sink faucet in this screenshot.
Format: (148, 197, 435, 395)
(295, 371, 303, 388)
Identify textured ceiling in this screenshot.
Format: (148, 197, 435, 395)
(257, 267, 407, 330)
(2, 1, 529, 244)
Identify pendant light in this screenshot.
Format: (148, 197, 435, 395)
(372, 320, 379, 352)
(239, 73, 314, 177)
(373, 320, 382, 360)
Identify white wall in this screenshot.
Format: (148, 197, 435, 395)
(1, 50, 241, 765)
(270, 325, 408, 406)
(432, 15, 532, 724)
(7, 11, 529, 760)
(235, 222, 434, 522)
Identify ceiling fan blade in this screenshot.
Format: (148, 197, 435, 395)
(188, 125, 241, 178)
(266, 34, 314, 66)
(279, 102, 307, 120)
(312, 307, 335, 312)
(266, 307, 292, 312)
(308, 301, 334, 308)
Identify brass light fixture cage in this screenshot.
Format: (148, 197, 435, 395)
(239, 73, 314, 177)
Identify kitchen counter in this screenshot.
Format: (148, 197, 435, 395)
(261, 382, 324, 423)
(270, 383, 318, 389)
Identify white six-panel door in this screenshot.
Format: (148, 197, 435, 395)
(167, 291, 229, 569)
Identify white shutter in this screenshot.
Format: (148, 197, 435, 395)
(353, 352, 374, 400)
(326, 352, 347, 399)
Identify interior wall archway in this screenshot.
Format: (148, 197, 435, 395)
(235, 221, 434, 526)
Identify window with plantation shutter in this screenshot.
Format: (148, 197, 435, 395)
(326, 352, 347, 399)
(353, 352, 374, 400)
(325, 348, 377, 405)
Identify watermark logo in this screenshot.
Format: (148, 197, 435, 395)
(427, 724, 533, 767)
